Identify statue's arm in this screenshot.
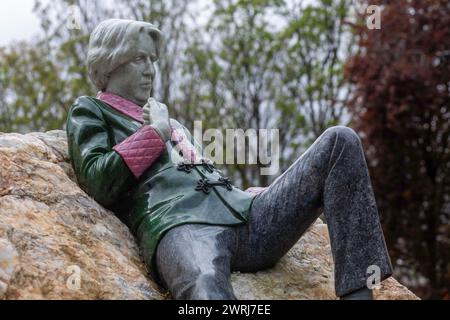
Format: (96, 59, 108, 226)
(66, 97, 165, 207)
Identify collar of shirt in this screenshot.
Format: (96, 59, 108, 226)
(96, 91, 144, 123)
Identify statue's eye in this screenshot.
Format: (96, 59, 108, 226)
(135, 55, 145, 62)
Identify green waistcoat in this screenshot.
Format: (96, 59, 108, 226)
(66, 96, 256, 273)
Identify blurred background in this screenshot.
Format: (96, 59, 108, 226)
(0, 0, 449, 299)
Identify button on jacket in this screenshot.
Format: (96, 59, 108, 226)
(66, 93, 257, 274)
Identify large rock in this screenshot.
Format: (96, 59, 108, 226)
(0, 130, 418, 300)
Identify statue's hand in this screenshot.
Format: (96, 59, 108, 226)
(143, 98, 172, 142)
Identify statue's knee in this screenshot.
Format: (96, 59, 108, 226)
(323, 126, 361, 148)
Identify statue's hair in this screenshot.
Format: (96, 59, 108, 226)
(87, 19, 161, 91)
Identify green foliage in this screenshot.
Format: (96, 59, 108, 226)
(182, 0, 354, 186)
(0, 0, 353, 188)
(0, 41, 70, 132)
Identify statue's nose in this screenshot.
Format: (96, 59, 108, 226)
(142, 59, 155, 77)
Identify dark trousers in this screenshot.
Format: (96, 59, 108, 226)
(155, 126, 393, 299)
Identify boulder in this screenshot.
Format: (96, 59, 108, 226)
(0, 130, 418, 300)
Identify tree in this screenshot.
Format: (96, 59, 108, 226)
(184, 0, 355, 188)
(278, 0, 355, 140)
(345, 0, 450, 299)
(1, 0, 355, 191)
(1, 0, 198, 133)
(0, 41, 67, 132)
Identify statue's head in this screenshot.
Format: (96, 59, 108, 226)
(87, 19, 161, 106)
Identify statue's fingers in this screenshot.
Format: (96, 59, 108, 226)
(149, 100, 160, 113)
(157, 102, 168, 111)
(149, 98, 158, 106)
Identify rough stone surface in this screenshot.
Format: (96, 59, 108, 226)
(0, 130, 418, 300)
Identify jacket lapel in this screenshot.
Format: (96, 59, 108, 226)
(96, 92, 144, 124)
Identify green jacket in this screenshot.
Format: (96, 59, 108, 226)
(66, 95, 256, 274)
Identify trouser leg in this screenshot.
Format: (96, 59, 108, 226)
(155, 224, 237, 300)
(233, 126, 393, 297)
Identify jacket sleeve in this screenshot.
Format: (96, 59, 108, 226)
(66, 97, 165, 207)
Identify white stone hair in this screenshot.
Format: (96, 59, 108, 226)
(87, 19, 161, 91)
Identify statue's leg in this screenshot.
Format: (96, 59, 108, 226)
(232, 126, 393, 297)
(155, 224, 237, 300)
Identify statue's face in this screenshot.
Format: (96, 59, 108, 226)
(106, 32, 157, 106)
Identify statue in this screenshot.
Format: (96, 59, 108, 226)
(66, 19, 393, 300)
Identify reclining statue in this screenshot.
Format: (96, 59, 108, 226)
(66, 19, 393, 300)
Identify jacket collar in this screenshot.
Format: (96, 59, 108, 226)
(96, 91, 144, 123)
(96, 92, 190, 149)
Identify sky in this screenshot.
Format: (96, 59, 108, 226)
(0, 0, 314, 46)
(0, 0, 208, 46)
(0, 0, 41, 46)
